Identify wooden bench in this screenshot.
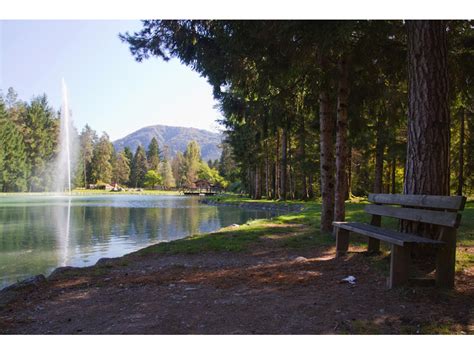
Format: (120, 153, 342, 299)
(332, 193, 466, 289)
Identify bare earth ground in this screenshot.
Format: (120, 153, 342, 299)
(0, 223, 472, 334)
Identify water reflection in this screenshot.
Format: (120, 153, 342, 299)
(0, 195, 278, 288)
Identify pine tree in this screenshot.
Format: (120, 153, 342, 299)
(79, 124, 97, 187)
(0, 101, 28, 192)
(91, 133, 113, 183)
(147, 137, 161, 171)
(23, 95, 58, 191)
(159, 160, 176, 188)
(113, 151, 131, 185)
(130, 145, 148, 188)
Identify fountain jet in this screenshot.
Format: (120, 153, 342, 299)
(55, 79, 73, 194)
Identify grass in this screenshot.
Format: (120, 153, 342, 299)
(133, 196, 473, 274)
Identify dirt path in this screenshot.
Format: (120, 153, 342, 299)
(0, 230, 472, 334)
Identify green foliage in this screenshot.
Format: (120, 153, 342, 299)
(0, 102, 28, 192)
(79, 124, 97, 187)
(198, 161, 228, 188)
(112, 151, 131, 185)
(144, 169, 163, 189)
(121, 20, 474, 200)
(23, 95, 58, 191)
(158, 160, 175, 188)
(146, 137, 161, 171)
(171, 151, 187, 187)
(183, 140, 201, 186)
(130, 145, 148, 188)
(91, 133, 114, 184)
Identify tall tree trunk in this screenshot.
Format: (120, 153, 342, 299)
(280, 126, 288, 200)
(404, 20, 450, 197)
(275, 131, 280, 200)
(308, 174, 314, 199)
(347, 147, 352, 199)
(319, 55, 335, 233)
(248, 167, 254, 198)
(391, 157, 396, 194)
(255, 164, 261, 200)
(374, 114, 385, 194)
(457, 108, 465, 196)
(271, 161, 276, 199)
(265, 148, 270, 199)
(403, 20, 450, 242)
(334, 54, 350, 223)
(298, 113, 308, 200)
(384, 162, 391, 193)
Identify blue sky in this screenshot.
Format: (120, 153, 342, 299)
(0, 20, 223, 140)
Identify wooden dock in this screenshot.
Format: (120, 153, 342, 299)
(183, 191, 216, 196)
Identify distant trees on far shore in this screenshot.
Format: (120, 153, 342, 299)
(0, 87, 231, 193)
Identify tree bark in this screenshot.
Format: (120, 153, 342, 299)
(374, 114, 385, 194)
(403, 21, 451, 243)
(457, 108, 465, 196)
(280, 126, 288, 200)
(404, 20, 450, 198)
(319, 54, 335, 233)
(265, 147, 270, 199)
(255, 164, 262, 200)
(391, 157, 397, 194)
(298, 113, 308, 200)
(275, 131, 280, 200)
(334, 54, 350, 223)
(308, 174, 314, 199)
(347, 147, 352, 199)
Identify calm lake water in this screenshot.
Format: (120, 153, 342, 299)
(0, 194, 278, 289)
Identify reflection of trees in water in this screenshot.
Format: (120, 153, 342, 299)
(0, 197, 279, 288)
(0, 203, 71, 286)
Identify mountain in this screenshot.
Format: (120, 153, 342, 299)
(113, 124, 222, 162)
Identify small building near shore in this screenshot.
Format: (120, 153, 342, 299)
(194, 179, 212, 192)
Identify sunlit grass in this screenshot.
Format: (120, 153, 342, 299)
(135, 198, 473, 273)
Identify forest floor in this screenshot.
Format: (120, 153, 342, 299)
(0, 198, 472, 334)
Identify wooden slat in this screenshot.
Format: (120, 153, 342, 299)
(368, 193, 466, 211)
(332, 221, 445, 246)
(364, 204, 461, 228)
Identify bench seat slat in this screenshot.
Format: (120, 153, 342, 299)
(364, 204, 461, 228)
(332, 221, 445, 247)
(368, 193, 466, 211)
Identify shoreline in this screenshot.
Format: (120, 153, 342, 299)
(0, 197, 298, 294)
(199, 196, 308, 213)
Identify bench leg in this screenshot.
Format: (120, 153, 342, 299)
(388, 245, 411, 288)
(436, 228, 456, 289)
(368, 238, 380, 254)
(336, 228, 349, 257)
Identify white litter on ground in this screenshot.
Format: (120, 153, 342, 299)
(341, 276, 357, 284)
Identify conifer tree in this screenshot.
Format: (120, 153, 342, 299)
(130, 145, 148, 188)
(91, 133, 114, 184)
(147, 137, 161, 171)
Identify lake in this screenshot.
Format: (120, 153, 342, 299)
(0, 194, 278, 289)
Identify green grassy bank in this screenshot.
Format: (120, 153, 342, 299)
(137, 195, 474, 273)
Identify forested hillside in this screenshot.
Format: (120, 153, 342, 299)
(112, 124, 222, 161)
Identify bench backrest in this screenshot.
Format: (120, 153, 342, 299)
(366, 194, 466, 228)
